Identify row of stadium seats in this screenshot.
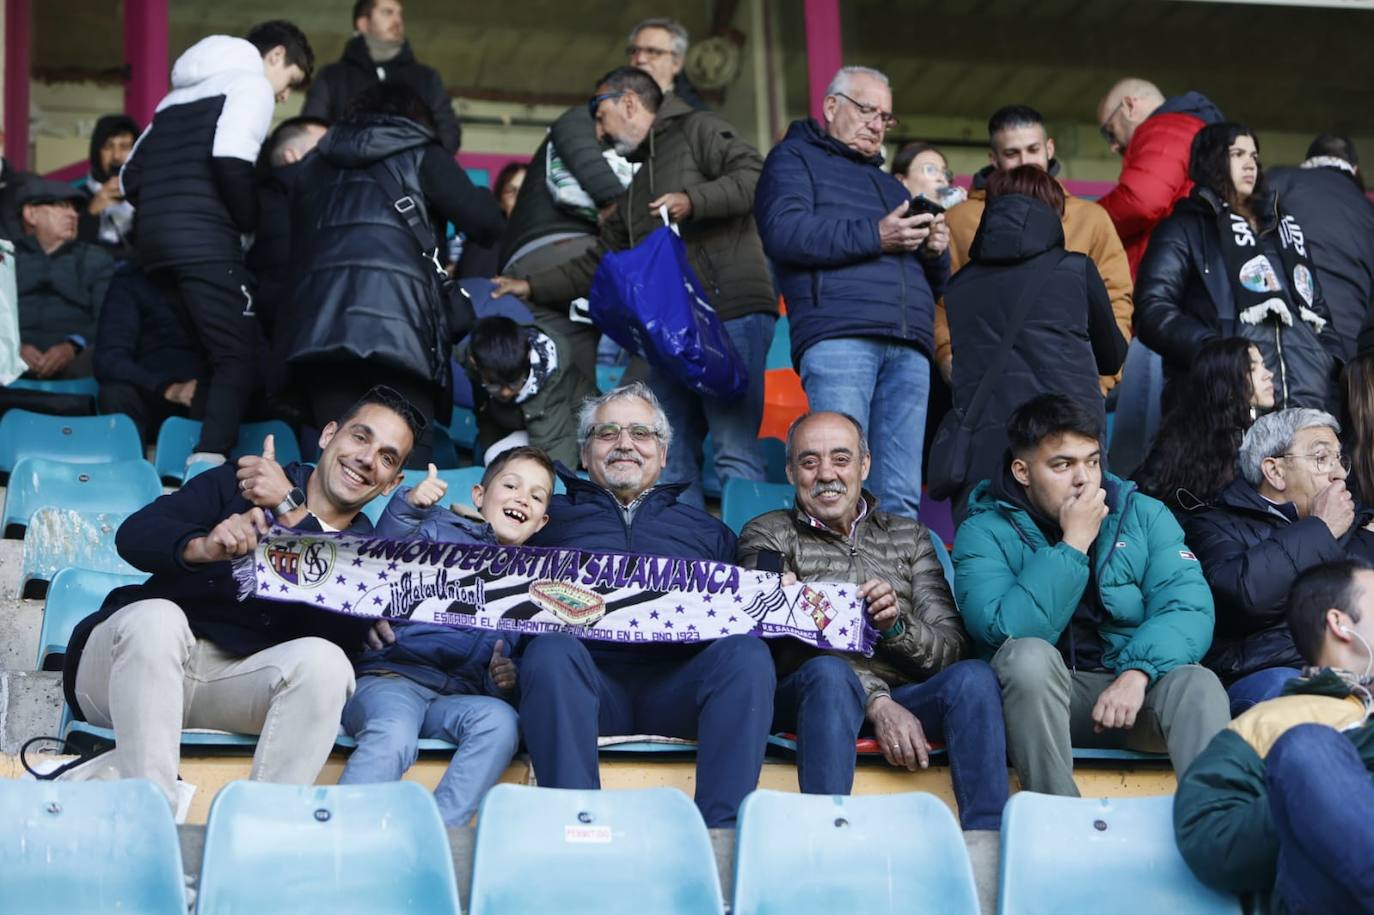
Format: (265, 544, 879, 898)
(0, 779, 1239, 915)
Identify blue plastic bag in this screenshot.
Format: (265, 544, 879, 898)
(588, 218, 746, 399)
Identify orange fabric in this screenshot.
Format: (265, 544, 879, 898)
(759, 368, 809, 441)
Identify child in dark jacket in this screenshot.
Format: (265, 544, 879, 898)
(338, 446, 555, 825)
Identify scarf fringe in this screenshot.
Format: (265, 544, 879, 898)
(1239, 298, 1294, 327)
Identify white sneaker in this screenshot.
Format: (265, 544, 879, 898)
(185, 452, 227, 473)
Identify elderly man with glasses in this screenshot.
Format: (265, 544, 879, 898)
(755, 66, 950, 522)
(625, 17, 708, 110)
(1185, 407, 1374, 714)
(515, 382, 776, 828)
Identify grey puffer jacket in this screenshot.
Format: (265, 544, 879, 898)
(736, 495, 970, 703)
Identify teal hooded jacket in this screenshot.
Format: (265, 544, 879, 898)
(953, 471, 1215, 681)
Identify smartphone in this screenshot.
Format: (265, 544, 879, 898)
(905, 195, 945, 218)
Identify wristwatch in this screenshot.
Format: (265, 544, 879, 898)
(276, 487, 306, 515)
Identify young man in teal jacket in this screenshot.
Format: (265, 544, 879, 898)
(953, 393, 1229, 795)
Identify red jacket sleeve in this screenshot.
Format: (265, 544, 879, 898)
(1098, 114, 1200, 248)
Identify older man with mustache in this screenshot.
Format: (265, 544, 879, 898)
(737, 411, 1008, 830)
(516, 382, 776, 828)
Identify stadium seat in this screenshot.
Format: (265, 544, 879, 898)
(997, 793, 1243, 915)
(152, 416, 301, 482)
(197, 781, 461, 915)
(758, 369, 808, 442)
(184, 458, 219, 480)
(0, 409, 142, 472)
(19, 508, 139, 598)
(928, 530, 955, 590)
(3, 456, 162, 537)
(721, 478, 794, 534)
(761, 436, 787, 482)
(918, 490, 956, 548)
(469, 784, 723, 915)
(446, 407, 479, 455)
(7, 376, 100, 398)
(431, 422, 462, 468)
(0, 779, 185, 914)
(732, 789, 980, 915)
(765, 314, 791, 370)
(37, 567, 148, 670)
(597, 362, 627, 393)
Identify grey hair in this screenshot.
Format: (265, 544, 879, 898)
(576, 381, 673, 454)
(825, 66, 890, 99)
(784, 411, 870, 464)
(628, 18, 689, 57)
(1237, 407, 1341, 485)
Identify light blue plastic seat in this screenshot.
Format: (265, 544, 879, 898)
(63, 712, 258, 755)
(152, 416, 301, 482)
(19, 508, 140, 597)
(721, 478, 795, 534)
(197, 781, 460, 915)
(732, 789, 980, 915)
(765, 314, 791, 370)
(761, 436, 787, 482)
(446, 407, 479, 454)
(37, 567, 148, 669)
(928, 530, 955, 591)
(596, 362, 627, 393)
(997, 793, 1243, 915)
(3, 456, 162, 536)
(0, 778, 185, 915)
(6, 376, 100, 398)
(0, 409, 141, 472)
(470, 784, 723, 915)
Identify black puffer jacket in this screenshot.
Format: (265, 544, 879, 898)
(500, 104, 627, 268)
(1267, 165, 1374, 362)
(286, 115, 501, 387)
(943, 194, 1126, 498)
(302, 36, 461, 152)
(1183, 477, 1374, 682)
(1135, 187, 1342, 410)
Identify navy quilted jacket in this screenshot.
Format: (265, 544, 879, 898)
(755, 118, 949, 366)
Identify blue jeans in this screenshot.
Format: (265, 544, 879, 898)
(517, 633, 776, 827)
(1226, 667, 1303, 716)
(799, 337, 930, 519)
(651, 312, 775, 509)
(339, 675, 519, 826)
(773, 655, 1008, 830)
(1267, 723, 1374, 914)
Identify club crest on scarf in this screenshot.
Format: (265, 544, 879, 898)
(235, 528, 879, 655)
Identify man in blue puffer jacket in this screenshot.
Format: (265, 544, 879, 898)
(339, 446, 556, 825)
(755, 65, 950, 520)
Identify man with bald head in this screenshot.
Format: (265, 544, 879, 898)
(737, 410, 1007, 829)
(1095, 78, 1222, 275)
(756, 67, 951, 520)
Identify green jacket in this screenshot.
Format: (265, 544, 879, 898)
(1173, 670, 1374, 903)
(457, 326, 596, 469)
(528, 95, 777, 323)
(953, 472, 1214, 681)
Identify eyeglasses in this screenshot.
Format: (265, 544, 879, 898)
(833, 92, 899, 129)
(1280, 451, 1351, 475)
(917, 162, 954, 182)
(587, 91, 626, 119)
(626, 44, 676, 60)
(1099, 99, 1125, 144)
(480, 379, 522, 395)
(590, 422, 661, 443)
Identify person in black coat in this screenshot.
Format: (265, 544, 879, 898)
(1135, 123, 1343, 414)
(1267, 135, 1374, 363)
(940, 166, 1127, 514)
(284, 82, 503, 467)
(301, 0, 460, 152)
(1184, 407, 1374, 714)
(59, 386, 423, 813)
(76, 114, 139, 261)
(92, 262, 208, 441)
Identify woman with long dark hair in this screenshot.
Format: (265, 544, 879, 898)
(1136, 337, 1275, 516)
(1135, 122, 1341, 414)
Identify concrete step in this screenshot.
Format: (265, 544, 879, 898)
(0, 538, 23, 599)
(0, 670, 63, 753)
(0, 599, 42, 671)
